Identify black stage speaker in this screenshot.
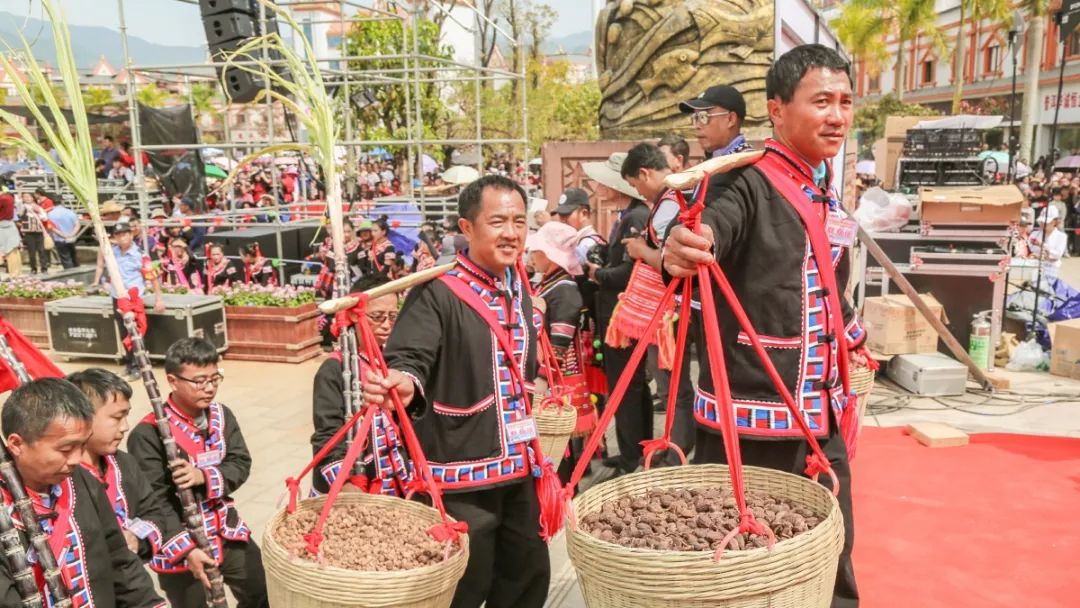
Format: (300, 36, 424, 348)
(201, 0, 280, 104)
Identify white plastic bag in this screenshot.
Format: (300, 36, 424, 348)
(1005, 338, 1048, 371)
(854, 187, 913, 233)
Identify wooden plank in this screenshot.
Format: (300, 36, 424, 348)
(906, 422, 970, 448)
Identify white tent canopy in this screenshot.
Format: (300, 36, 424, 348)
(912, 115, 1005, 130)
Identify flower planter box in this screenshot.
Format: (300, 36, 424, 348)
(0, 297, 50, 349)
(223, 302, 322, 363)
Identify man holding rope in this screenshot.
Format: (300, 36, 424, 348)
(363, 175, 551, 608)
(663, 44, 868, 608)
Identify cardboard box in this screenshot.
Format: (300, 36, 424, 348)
(1049, 318, 1080, 377)
(919, 185, 1024, 225)
(876, 116, 926, 190)
(862, 293, 945, 355)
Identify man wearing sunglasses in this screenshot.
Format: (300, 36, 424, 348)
(679, 85, 751, 159)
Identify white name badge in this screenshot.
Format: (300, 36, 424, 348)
(825, 216, 858, 247)
(505, 417, 538, 444)
(196, 449, 223, 468)
(125, 518, 156, 540)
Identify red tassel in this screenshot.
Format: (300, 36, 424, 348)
(535, 462, 565, 542)
(427, 520, 468, 543)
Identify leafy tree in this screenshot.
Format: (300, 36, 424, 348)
(81, 86, 113, 110)
(847, 0, 948, 102)
(135, 83, 173, 109)
(852, 94, 939, 155)
(1019, 0, 1049, 162)
(29, 82, 64, 106)
(832, 3, 889, 80)
(343, 17, 453, 163)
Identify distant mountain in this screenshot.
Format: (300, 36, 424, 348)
(0, 11, 206, 70)
(541, 30, 592, 55)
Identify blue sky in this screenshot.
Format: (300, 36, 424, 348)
(0, 0, 594, 48)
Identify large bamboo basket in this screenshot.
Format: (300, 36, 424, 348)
(566, 464, 844, 607)
(849, 366, 876, 435)
(535, 395, 577, 470)
(263, 493, 468, 608)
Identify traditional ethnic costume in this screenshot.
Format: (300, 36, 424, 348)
(79, 451, 173, 562)
(310, 352, 413, 495)
(594, 197, 654, 473)
(243, 257, 277, 287)
(679, 139, 866, 607)
(383, 253, 549, 608)
(127, 399, 268, 607)
(370, 238, 396, 276)
(205, 258, 242, 288)
(160, 254, 204, 294)
(535, 269, 593, 435)
(0, 468, 166, 607)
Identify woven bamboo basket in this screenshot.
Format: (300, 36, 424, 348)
(535, 395, 577, 470)
(849, 366, 876, 435)
(566, 464, 844, 607)
(263, 493, 468, 608)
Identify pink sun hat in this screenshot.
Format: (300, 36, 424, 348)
(526, 221, 583, 276)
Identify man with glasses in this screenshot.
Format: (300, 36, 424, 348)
(310, 274, 409, 495)
(679, 85, 752, 158)
(128, 338, 268, 608)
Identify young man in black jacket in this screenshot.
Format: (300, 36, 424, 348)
(0, 378, 166, 607)
(664, 44, 868, 608)
(582, 152, 653, 475)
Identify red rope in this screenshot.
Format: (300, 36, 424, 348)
(116, 287, 147, 350)
(304, 406, 376, 554)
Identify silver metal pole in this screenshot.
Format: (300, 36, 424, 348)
(412, 2, 427, 216)
(118, 0, 151, 252)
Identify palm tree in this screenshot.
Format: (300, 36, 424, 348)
(1019, 0, 1050, 163)
(951, 0, 1011, 114)
(135, 83, 172, 109)
(833, 3, 890, 89)
(847, 0, 946, 102)
(81, 86, 114, 110)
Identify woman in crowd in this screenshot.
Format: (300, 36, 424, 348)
(369, 215, 396, 276)
(205, 242, 241, 287)
(160, 237, 205, 293)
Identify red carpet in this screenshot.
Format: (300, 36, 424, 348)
(853, 427, 1080, 607)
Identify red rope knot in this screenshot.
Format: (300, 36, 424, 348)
(427, 520, 468, 543)
(116, 287, 147, 350)
(303, 530, 324, 556)
(640, 438, 687, 469)
(714, 512, 777, 561)
(330, 292, 370, 337)
(803, 452, 840, 496)
(403, 478, 428, 500)
(284, 477, 300, 513)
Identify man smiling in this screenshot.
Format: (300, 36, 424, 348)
(664, 44, 867, 608)
(364, 175, 550, 608)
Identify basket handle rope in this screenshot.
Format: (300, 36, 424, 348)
(516, 258, 575, 414)
(284, 294, 468, 553)
(562, 166, 843, 557)
(641, 276, 693, 470)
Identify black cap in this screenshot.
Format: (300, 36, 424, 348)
(554, 187, 590, 215)
(111, 219, 132, 235)
(679, 85, 746, 120)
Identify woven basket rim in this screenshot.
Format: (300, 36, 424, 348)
(568, 464, 841, 559)
(263, 493, 469, 580)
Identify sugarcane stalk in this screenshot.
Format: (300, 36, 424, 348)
(0, 337, 47, 608)
(0, 502, 40, 608)
(663, 150, 764, 190)
(119, 315, 228, 608)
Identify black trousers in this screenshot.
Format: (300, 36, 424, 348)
(22, 232, 46, 272)
(55, 241, 77, 268)
(442, 480, 550, 608)
(158, 540, 269, 608)
(602, 341, 653, 472)
(694, 424, 858, 608)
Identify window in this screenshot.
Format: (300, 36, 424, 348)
(984, 45, 1001, 74)
(1070, 29, 1080, 57)
(921, 60, 935, 86)
(868, 73, 881, 92)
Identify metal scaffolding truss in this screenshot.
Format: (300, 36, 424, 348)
(117, 0, 529, 228)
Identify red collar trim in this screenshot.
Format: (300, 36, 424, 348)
(762, 138, 825, 187)
(454, 253, 514, 292)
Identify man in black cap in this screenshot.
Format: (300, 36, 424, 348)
(554, 187, 605, 267)
(679, 85, 752, 158)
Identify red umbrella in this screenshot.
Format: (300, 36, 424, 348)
(0, 314, 64, 393)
